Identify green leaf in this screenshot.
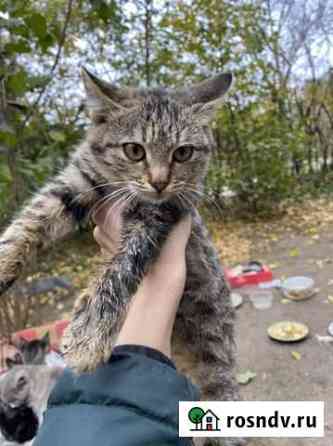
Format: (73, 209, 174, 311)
(236, 370, 256, 385)
(0, 164, 12, 183)
(96, 1, 116, 23)
(39, 33, 55, 52)
(50, 130, 66, 142)
(291, 351, 301, 361)
(0, 130, 17, 147)
(7, 70, 28, 95)
(25, 13, 47, 40)
(289, 248, 300, 257)
(13, 24, 30, 39)
(5, 40, 31, 54)
(27, 74, 51, 90)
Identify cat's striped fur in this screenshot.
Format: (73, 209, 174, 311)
(0, 69, 243, 445)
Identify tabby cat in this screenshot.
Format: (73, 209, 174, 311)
(0, 69, 242, 445)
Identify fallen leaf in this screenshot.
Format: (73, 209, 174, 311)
(289, 248, 300, 257)
(280, 298, 291, 304)
(236, 370, 256, 385)
(328, 296, 333, 304)
(291, 351, 301, 361)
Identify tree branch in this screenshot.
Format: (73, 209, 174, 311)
(22, 0, 75, 128)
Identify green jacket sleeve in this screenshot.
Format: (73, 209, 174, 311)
(34, 346, 199, 446)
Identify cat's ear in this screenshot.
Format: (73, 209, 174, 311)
(6, 358, 15, 369)
(13, 337, 28, 351)
(5, 356, 22, 369)
(174, 73, 233, 123)
(40, 332, 50, 349)
(81, 67, 141, 123)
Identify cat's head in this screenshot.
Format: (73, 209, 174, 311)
(81, 69, 232, 208)
(7, 333, 50, 368)
(0, 366, 30, 408)
(0, 365, 63, 443)
(0, 369, 36, 443)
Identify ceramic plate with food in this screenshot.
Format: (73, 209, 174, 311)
(268, 321, 309, 342)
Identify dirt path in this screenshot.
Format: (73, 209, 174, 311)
(235, 224, 333, 446)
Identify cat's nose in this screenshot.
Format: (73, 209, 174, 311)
(148, 166, 169, 193)
(150, 180, 168, 193)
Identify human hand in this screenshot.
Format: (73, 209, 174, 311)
(93, 205, 192, 357)
(93, 205, 191, 301)
(93, 203, 123, 257)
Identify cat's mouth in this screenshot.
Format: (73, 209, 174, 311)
(139, 190, 196, 210)
(140, 190, 172, 203)
(125, 184, 196, 209)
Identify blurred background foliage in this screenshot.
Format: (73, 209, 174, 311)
(1, 0, 333, 224)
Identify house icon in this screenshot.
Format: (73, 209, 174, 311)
(199, 410, 220, 431)
(189, 408, 220, 431)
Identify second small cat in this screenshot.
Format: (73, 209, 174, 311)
(0, 365, 63, 445)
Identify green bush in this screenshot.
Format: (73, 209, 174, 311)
(206, 103, 299, 214)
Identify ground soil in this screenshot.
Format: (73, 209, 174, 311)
(235, 223, 333, 446)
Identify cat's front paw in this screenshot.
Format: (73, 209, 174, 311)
(62, 290, 116, 373)
(61, 291, 101, 372)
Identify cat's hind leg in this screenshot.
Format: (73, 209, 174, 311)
(174, 282, 245, 446)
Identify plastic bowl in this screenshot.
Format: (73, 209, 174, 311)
(281, 276, 315, 301)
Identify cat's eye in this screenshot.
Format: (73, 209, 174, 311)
(173, 145, 194, 163)
(123, 143, 145, 162)
(16, 375, 27, 390)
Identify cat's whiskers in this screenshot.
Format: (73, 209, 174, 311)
(92, 189, 128, 214)
(72, 180, 130, 203)
(175, 191, 187, 209)
(72, 182, 114, 203)
(175, 191, 193, 210)
(90, 190, 124, 217)
(104, 192, 132, 228)
(176, 182, 224, 216)
(88, 187, 130, 221)
(203, 192, 225, 217)
(170, 181, 202, 210)
(98, 187, 139, 229)
(145, 231, 157, 250)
